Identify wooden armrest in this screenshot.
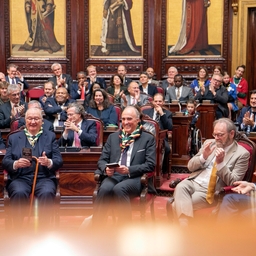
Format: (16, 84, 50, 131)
(140, 173, 148, 186)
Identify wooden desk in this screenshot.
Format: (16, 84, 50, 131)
(171, 115, 192, 170)
(196, 103, 218, 141)
(0, 128, 10, 141)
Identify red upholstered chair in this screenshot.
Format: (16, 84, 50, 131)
(85, 113, 104, 147)
(156, 86, 164, 95)
(166, 132, 256, 220)
(26, 87, 44, 102)
(10, 119, 20, 132)
(113, 104, 122, 128)
(107, 93, 115, 104)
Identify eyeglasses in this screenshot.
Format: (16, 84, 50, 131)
(212, 133, 226, 138)
(26, 118, 42, 122)
(212, 78, 222, 83)
(10, 93, 20, 97)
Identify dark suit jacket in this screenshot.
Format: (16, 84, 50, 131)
(48, 74, 73, 94)
(142, 108, 173, 131)
(96, 130, 156, 192)
(195, 85, 229, 118)
(87, 77, 106, 91)
(236, 106, 256, 132)
(39, 95, 54, 107)
(0, 101, 27, 129)
(122, 77, 133, 87)
(0, 131, 5, 149)
(87, 105, 118, 127)
(139, 84, 158, 97)
(5, 76, 29, 89)
(59, 119, 97, 147)
(18, 117, 54, 132)
(44, 98, 75, 123)
(2, 130, 63, 181)
(165, 85, 194, 103)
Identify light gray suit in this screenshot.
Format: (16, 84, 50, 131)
(165, 85, 194, 103)
(121, 94, 149, 108)
(173, 139, 250, 218)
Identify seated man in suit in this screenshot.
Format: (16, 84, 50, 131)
(121, 81, 149, 108)
(59, 102, 97, 148)
(195, 74, 229, 119)
(139, 72, 158, 97)
(0, 81, 10, 106)
(236, 90, 256, 133)
(142, 93, 173, 173)
(5, 64, 29, 102)
(0, 84, 27, 128)
(171, 118, 250, 226)
(86, 65, 106, 90)
(117, 65, 133, 87)
(39, 81, 55, 107)
(165, 74, 194, 103)
(2, 107, 63, 226)
(161, 66, 178, 95)
(44, 87, 74, 127)
(146, 67, 160, 86)
(217, 181, 256, 224)
(18, 100, 54, 132)
(70, 71, 89, 100)
(93, 106, 156, 225)
(48, 63, 73, 94)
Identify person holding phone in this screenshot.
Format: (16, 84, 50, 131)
(93, 106, 156, 225)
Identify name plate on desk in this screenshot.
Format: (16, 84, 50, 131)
(202, 100, 211, 104)
(55, 126, 64, 132)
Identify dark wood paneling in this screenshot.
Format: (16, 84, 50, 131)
(246, 8, 256, 92)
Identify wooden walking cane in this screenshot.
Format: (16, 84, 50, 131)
(28, 156, 39, 223)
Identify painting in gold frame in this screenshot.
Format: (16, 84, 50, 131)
(10, 0, 66, 58)
(166, 0, 223, 57)
(89, 0, 143, 58)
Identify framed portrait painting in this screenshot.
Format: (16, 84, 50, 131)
(9, 0, 66, 58)
(166, 0, 223, 57)
(89, 0, 143, 58)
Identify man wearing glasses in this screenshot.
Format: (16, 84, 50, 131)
(195, 74, 229, 119)
(0, 84, 27, 129)
(170, 118, 250, 226)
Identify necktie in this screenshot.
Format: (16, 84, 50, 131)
(131, 97, 135, 105)
(121, 146, 129, 166)
(12, 78, 15, 84)
(81, 86, 85, 100)
(206, 162, 217, 204)
(14, 104, 19, 118)
(74, 126, 81, 147)
(155, 113, 160, 122)
(176, 87, 180, 100)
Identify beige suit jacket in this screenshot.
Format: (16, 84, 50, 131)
(187, 139, 250, 191)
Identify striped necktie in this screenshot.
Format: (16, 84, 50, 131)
(206, 162, 217, 204)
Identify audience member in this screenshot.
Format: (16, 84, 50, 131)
(117, 65, 133, 87)
(190, 67, 210, 95)
(195, 74, 229, 119)
(44, 87, 74, 127)
(83, 82, 104, 111)
(139, 72, 158, 97)
(183, 99, 200, 126)
(222, 71, 239, 118)
(212, 65, 224, 77)
(92, 106, 156, 225)
(48, 63, 73, 94)
(87, 89, 118, 127)
(39, 81, 55, 107)
(0, 84, 27, 129)
(0, 72, 6, 81)
(142, 93, 173, 173)
(59, 102, 97, 148)
(86, 65, 106, 90)
(146, 67, 159, 86)
(217, 181, 256, 223)
(107, 74, 128, 104)
(172, 118, 250, 226)
(2, 107, 63, 226)
(236, 90, 256, 133)
(5, 64, 29, 101)
(121, 81, 149, 108)
(18, 100, 54, 132)
(0, 81, 10, 105)
(165, 74, 194, 103)
(161, 66, 178, 94)
(230, 64, 248, 109)
(70, 71, 89, 100)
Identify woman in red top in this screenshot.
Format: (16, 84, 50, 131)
(230, 65, 248, 109)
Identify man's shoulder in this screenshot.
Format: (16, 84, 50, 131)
(0, 101, 10, 110)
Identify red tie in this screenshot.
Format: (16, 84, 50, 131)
(81, 86, 85, 100)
